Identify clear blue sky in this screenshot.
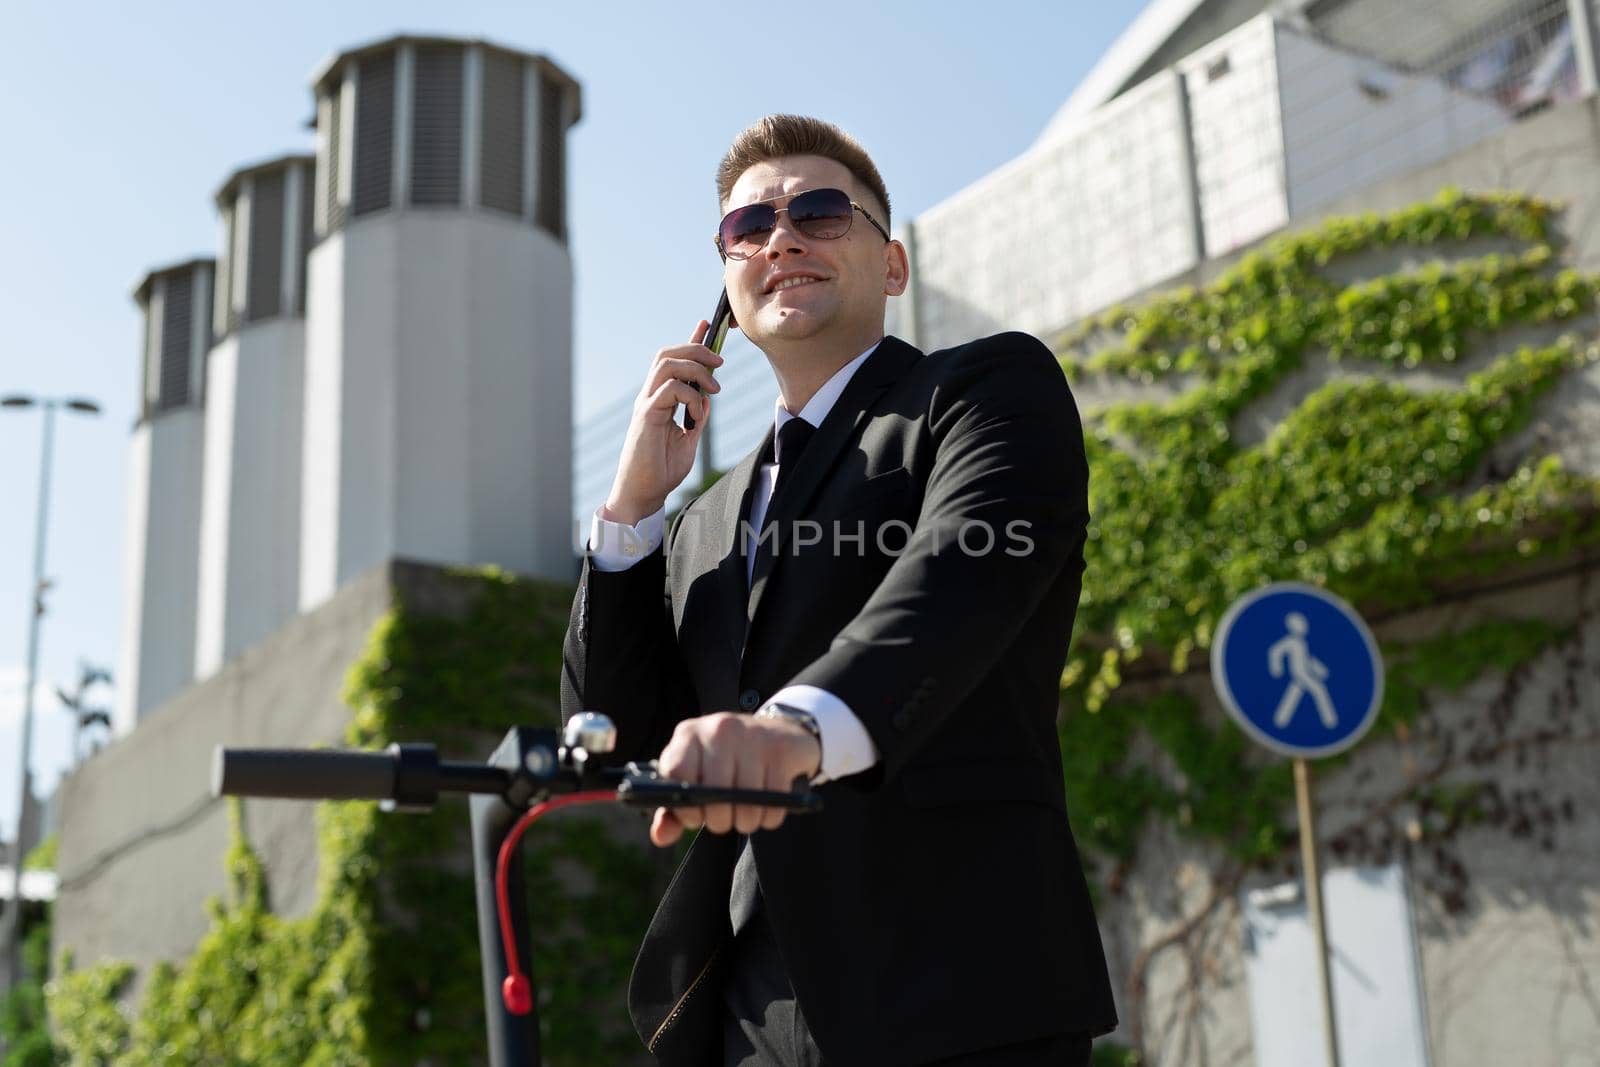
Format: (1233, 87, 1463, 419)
(0, 0, 1146, 841)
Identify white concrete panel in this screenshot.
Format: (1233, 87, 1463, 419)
(195, 337, 238, 676)
(1178, 15, 1291, 257)
(198, 322, 306, 674)
(323, 221, 401, 593)
(300, 233, 354, 610)
(113, 430, 151, 736)
(391, 216, 473, 564)
(464, 215, 572, 578)
(122, 411, 205, 723)
(300, 211, 573, 609)
(912, 69, 1198, 351)
(1275, 24, 1513, 219)
(1242, 864, 1431, 1067)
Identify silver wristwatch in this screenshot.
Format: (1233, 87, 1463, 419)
(755, 702, 823, 766)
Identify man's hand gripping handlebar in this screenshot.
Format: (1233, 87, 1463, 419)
(211, 713, 821, 1021)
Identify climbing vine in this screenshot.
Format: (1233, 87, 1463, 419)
(1055, 188, 1600, 1061)
(48, 568, 658, 1066)
(1061, 190, 1600, 715)
(1055, 187, 1599, 856)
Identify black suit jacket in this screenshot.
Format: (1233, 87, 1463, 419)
(561, 332, 1117, 1066)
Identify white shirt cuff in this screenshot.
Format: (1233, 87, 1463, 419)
(588, 506, 666, 572)
(766, 684, 880, 785)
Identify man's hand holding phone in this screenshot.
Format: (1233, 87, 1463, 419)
(601, 320, 722, 526)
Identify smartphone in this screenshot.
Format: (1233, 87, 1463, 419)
(684, 288, 732, 431)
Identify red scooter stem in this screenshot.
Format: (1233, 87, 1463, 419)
(494, 791, 616, 1014)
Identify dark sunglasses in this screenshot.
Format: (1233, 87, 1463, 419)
(715, 187, 890, 261)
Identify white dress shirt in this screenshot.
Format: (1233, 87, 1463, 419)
(588, 342, 883, 783)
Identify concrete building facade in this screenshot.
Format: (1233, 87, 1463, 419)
(113, 34, 581, 725)
(59, 563, 399, 997)
(886, 2, 1600, 1063)
(298, 38, 580, 611)
(116, 260, 213, 733)
(894, 8, 1522, 353)
(195, 155, 313, 678)
(1091, 95, 1600, 1067)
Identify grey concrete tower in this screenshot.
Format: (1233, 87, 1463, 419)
(195, 156, 315, 677)
(299, 35, 581, 610)
(117, 259, 214, 732)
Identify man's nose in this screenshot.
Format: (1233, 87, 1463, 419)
(761, 211, 808, 259)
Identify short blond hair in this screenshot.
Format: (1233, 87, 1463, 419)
(716, 115, 891, 229)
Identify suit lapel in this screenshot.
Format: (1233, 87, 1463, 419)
(743, 337, 921, 640)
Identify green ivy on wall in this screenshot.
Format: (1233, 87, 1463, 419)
(1, 917, 57, 1067)
(49, 568, 657, 1066)
(1055, 187, 1599, 871)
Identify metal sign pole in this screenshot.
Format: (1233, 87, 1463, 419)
(1294, 757, 1340, 1067)
(1214, 582, 1380, 1067)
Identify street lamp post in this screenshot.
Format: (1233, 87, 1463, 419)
(0, 393, 101, 986)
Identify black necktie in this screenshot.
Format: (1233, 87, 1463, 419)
(771, 417, 815, 503)
(748, 418, 815, 576)
(731, 418, 816, 934)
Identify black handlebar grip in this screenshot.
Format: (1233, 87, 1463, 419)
(212, 746, 399, 802)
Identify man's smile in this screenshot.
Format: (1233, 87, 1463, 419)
(764, 271, 829, 294)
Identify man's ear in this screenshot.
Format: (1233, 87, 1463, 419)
(882, 239, 910, 297)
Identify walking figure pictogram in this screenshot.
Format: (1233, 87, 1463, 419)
(1214, 582, 1382, 759)
(1268, 612, 1337, 729)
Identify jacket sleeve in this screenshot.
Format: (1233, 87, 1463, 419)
(786, 332, 1088, 782)
(560, 508, 700, 766)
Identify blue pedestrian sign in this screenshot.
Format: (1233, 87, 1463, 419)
(1211, 582, 1383, 759)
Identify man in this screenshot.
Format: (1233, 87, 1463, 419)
(561, 115, 1116, 1066)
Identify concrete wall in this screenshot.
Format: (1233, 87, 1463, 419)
(1069, 97, 1600, 1065)
(907, 69, 1200, 352)
(195, 319, 306, 677)
(1275, 22, 1510, 220)
(1291, 97, 1600, 273)
(56, 561, 396, 994)
(1071, 97, 1600, 481)
(1096, 561, 1600, 1066)
(1177, 15, 1289, 258)
(299, 210, 575, 612)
